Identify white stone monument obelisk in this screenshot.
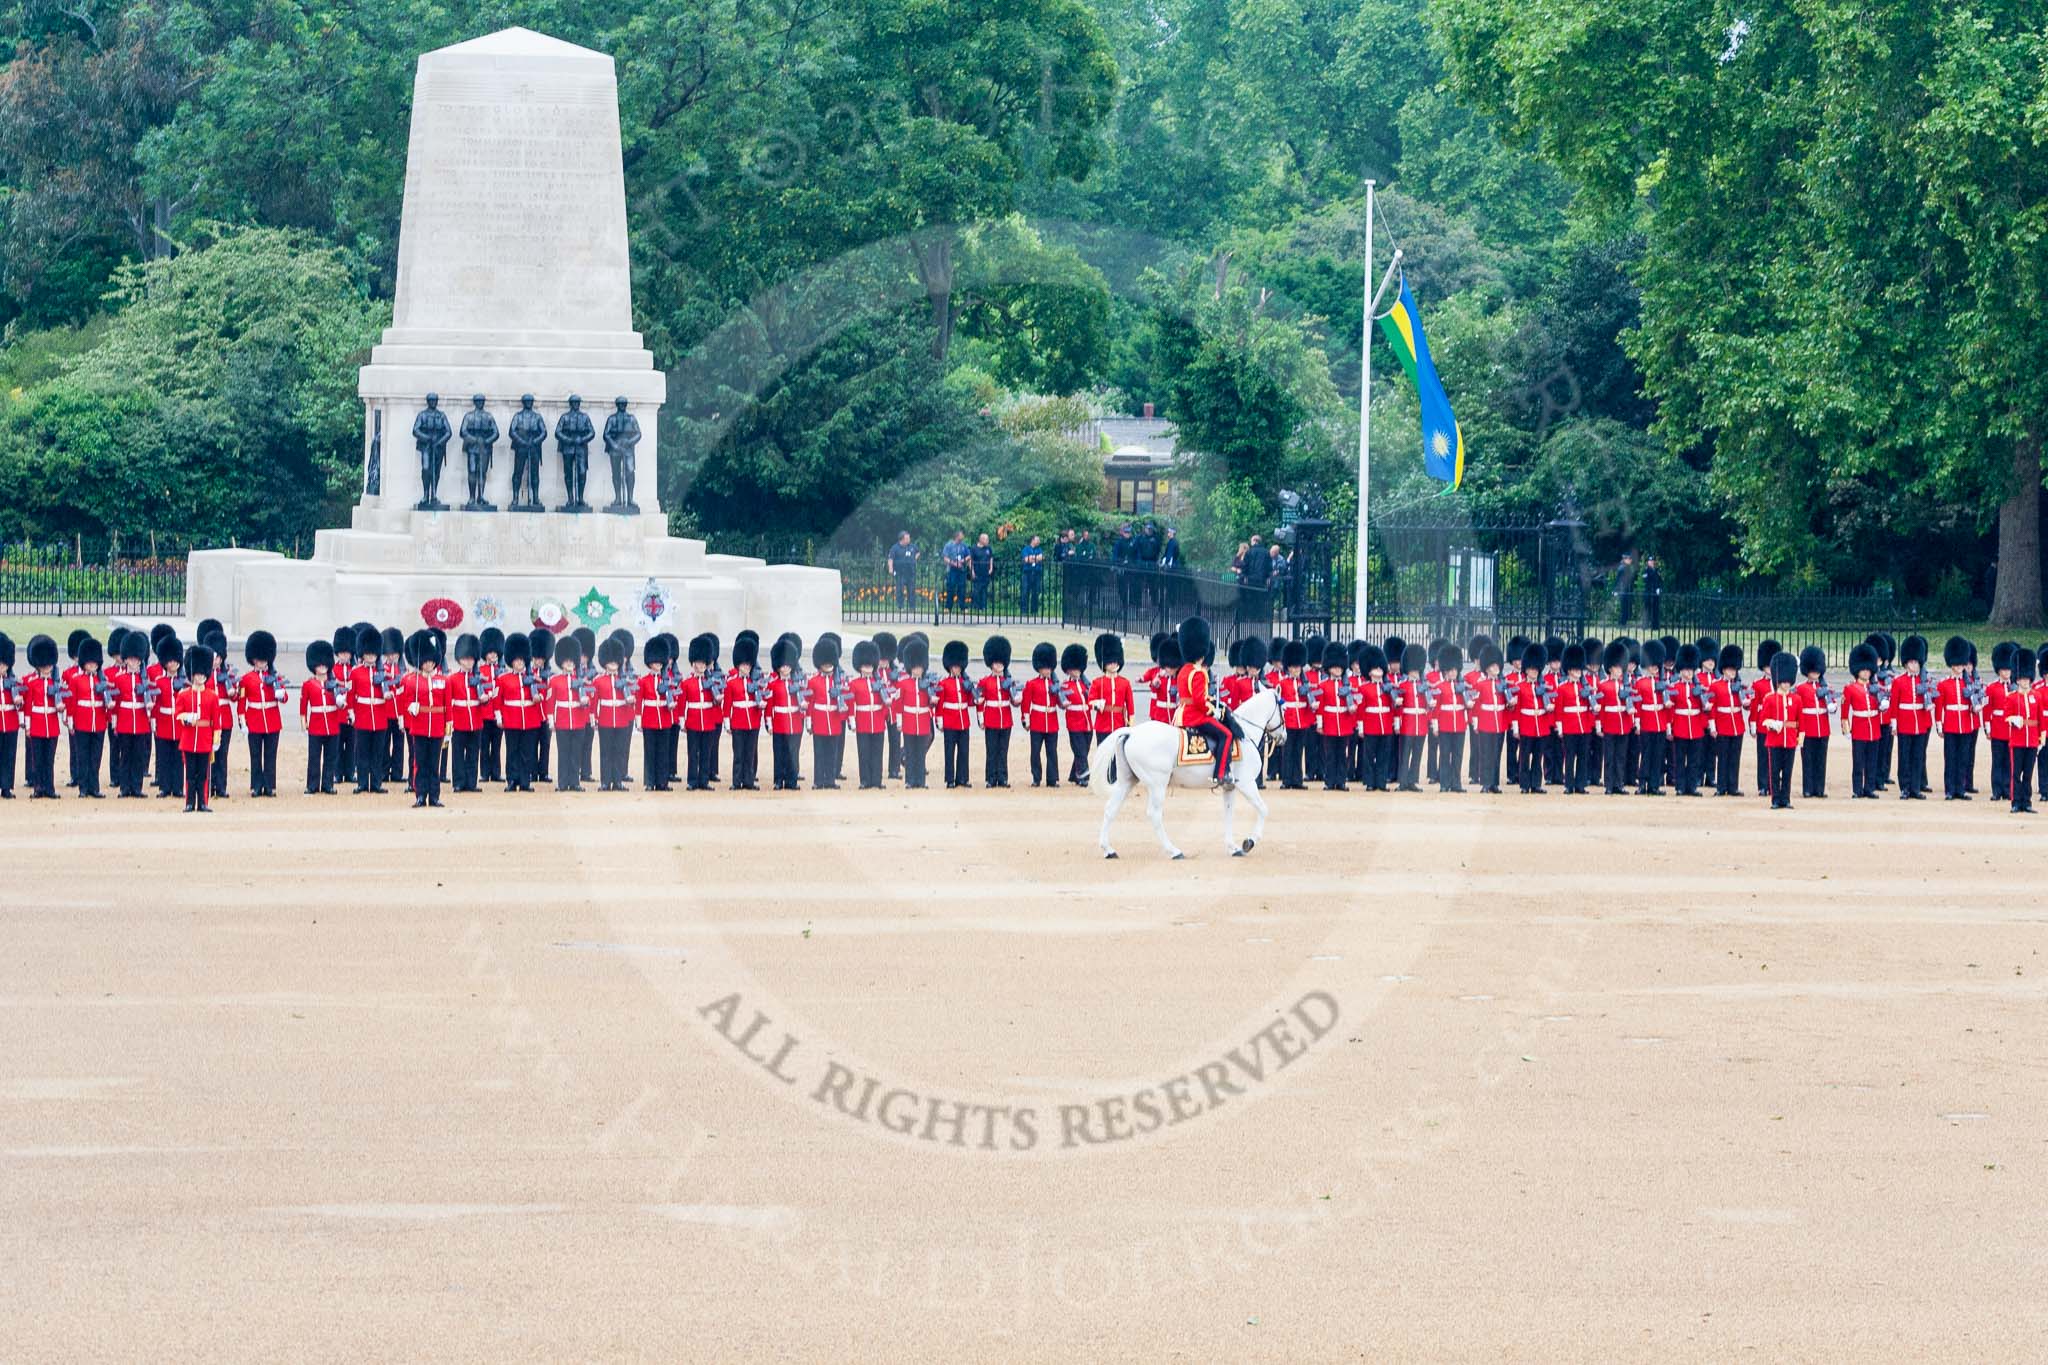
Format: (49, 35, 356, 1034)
(180, 27, 838, 652)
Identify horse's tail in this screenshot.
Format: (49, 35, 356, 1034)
(1089, 726, 1131, 795)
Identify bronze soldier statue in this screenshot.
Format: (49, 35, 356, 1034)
(602, 397, 641, 514)
(554, 394, 595, 514)
(508, 394, 547, 512)
(459, 395, 499, 512)
(412, 394, 452, 511)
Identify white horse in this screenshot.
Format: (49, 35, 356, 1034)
(1088, 688, 1286, 860)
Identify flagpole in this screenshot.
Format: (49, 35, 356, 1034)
(1356, 179, 1373, 634)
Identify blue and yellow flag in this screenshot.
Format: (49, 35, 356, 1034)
(1377, 278, 1464, 489)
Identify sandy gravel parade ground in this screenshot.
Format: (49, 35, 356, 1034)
(4, 734, 2045, 1361)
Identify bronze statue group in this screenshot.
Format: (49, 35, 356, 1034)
(408, 392, 641, 515)
(3, 619, 2045, 816)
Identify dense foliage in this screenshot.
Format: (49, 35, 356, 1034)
(0, 0, 2041, 618)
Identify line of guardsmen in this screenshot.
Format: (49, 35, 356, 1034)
(1, 621, 2042, 814)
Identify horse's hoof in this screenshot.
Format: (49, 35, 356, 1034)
(1171, 852, 1186, 861)
(1104, 850, 1118, 860)
(1230, 848, 1246, 858)
(1241, 838, 1255, 853)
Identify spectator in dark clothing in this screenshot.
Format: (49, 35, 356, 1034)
(1053, 530, 1076, 564)
(969, 534, 995, 610)
(1159, 529, 1181, 569)
(1240, 534, 1270, 587)
(1614, 552, 1636, 625)
(887, 532, 920, 611)
(942, 532, 970, 610)
(1075, 531, 1097, 560)
(1020, 536, 1046, 615)
(1642, 556, 1663, 630)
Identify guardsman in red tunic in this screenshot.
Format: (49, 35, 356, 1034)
(976, 635, 1019, 788)
(234, 631, 287, 797)
(1271, 640, 1313, 790)
(1666, 644, 1709, 796)
(847, 638, 893, 789)
(1748, 640, 1780, 797)
(148, 634, 186, 799)
(1426, 643, 1469, 793)
(723, 635, 764, 791)
(935, 640, 975, 789)
(299, 638, 344, 793)
(175, 642, 223, 812)
(1593, 642, 1635, 795)
(473, 627, 503, 784)
(803, 636, 847, 790)
(1986, 642, 2016, 801)
(397, 630, 452, 807)
(1757, 651, 1802, 808)
(1087, 634, 1134, 741)
(21, 635, 64, 799)
(894, 636, 936, 789)
(1469, 644, 1512, 794)
(206, 639, 237, 800)
(1508, 643, 1551, 794)
(0, 633, 22, 798)
(1315, 641, 1354, 791)
(1391, 642, 1429, 791)
(1999, 651, 2043, 813)
(1547, 644, 1594, 793)
(1349, 644, 1395, 792)
(1935, 635, 1982, 800)
(444, 634, 487, 793)
(1886, 634, 1932, 800)
(1629, 639, 1669, 795)
(540, 635, 588, 791)
(1141, 633, 1175, 725)
(1840, 643, 1884, 798)
(1021, 641, 1063, 788)
(492, 632, 540, 791)
(107, 632, 153, 798)
(64, 637, 110, 798)
(1173, 617, 1234, 788)
(1790, 645, 1832, 799)
(587, 637, 635, 791)
(349, 625, 389, 793)
(764, 637, 805, 790)
(633, 636, 674, 791)
(1705, 644, 1746, 797)
(1059, 643, 1093, 786)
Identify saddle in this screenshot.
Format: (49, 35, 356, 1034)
(1176, 726, 1241, 768)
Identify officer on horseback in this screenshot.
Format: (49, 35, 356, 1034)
(1174, 617, 1236, 789)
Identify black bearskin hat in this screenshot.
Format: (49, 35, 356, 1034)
(1943, 635, 1970, 669)
(64, 627, 87, 661)
(1401, 642, 1426, 675)
(1031, 641, 1057, 672)
(1898, 634, 1926, 667)
(1601, 641, 1629, 673)
(660, 633, 683, 666)
(151, 622, 177, 650)
(607, 627, 635, 661)
(1521, 643, 1546, 673)
(1799, 645, 1825, 676)
(1437, 642, 1462, 674)
(1696, 636, 1719, 663)
(1659, 635, 1680, 663)
(1718, 644, 1744, 673)
(356, 624, 383, 658)
(732, 636, 758, 669)
(1148, 631, 1168, 664)
(184, 642, 213, 677)
(1756, 640, 1780, 671)
(306, 639, 334, 673)
(1157, 636, 1182, 671)
(120, 630, 147, 663)
(1306, 633, 1331, 665)
(1640, 638, 1665, 670)
(245, 630, 276, 668)
(1176, 616, 1212, 668)
(1225, 638, 1242, 669)
(1770, 651, 1798, 687)
(873, 631, 897, 664)
(901, 636, 929, 672)
(1060, 643, 1088, 673)
(1544, 635, 1566, 664)
(1281, 639, 1307, 670)
(1580, 636, 1601, 665)
(1992, 641, 2017, 673)
(599, 638, 624, 671)
(1093, 633, 1123, 671)
(1562, 643, 1586, 673)
(1876, 632, 1896, 664)
(2015, 647, 2039, 682)
(155, 634, 182, 667)
(1358, 643, 1386, 675)
(553, 635, 579, 667)
(770, 638, 797, 672)
(0, 633, 12, 670)
(702, 633, 722, 665)
(1480, 643, 1504, 673)
(194, 620, 223, 647)
(983, 635, 1011, 668)
(854, 639, 881, 672)
(645, 636, 670, 670)
(573, 626, 596, 662)
(1241, 636, 1268, 672)
(479, 627, 505, 659)
(505, 632, 531, 666)
(107, 627, 129, 661)
(527, 628, 554, 666)
(77, 637, 103, 668)
(942, 639, 970, 673)
(1321, 642, 1348, 674)
(1269, 636, 1288, 669)
(1675, 643, 1698, 672)
(1848, 643, 1877, 677)
(203, 630, 227, 664)
(689, 634, 713, 666)
(382, 626, 404, 660)
(813, 635, 840, 670)
(401, 631, 422, 667)
(454, 633, 480, 663)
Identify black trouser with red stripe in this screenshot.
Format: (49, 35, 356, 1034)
(183, 751, 211, 810)
(1066, 730, 1091, 785)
